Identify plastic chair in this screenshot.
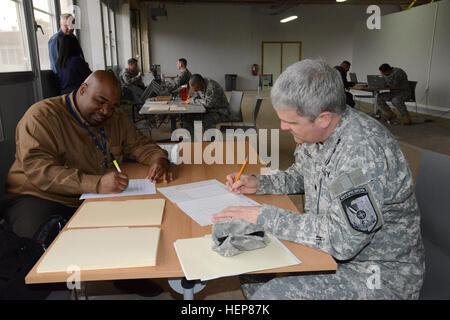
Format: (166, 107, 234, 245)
(218, 96, 263, 133)
(228, 91, 244, 122)
(416, 150, 450, 299)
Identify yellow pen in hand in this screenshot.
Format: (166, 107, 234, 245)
(234, 157, 248, 184)
(110, 153, 122, 173)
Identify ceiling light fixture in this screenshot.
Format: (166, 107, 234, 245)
(280, 15, 298, 23)
(336, 0, 347, 3)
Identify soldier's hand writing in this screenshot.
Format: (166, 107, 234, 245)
(226, 173, 259, 195)
(147, 158, 173, 183)
(97, 171, 129, 194)
(211, 206, 261, 224)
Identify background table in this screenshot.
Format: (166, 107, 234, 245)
(26, 142, 337, 286)
(139, 99, 206, 132)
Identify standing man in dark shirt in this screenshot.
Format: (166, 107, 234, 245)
(48, 13, 84, 75)
(334, 61, 355, 108)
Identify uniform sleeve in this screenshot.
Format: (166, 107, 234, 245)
(18, 114, 101, 195)
(121, 72, 141, 86)
(253, 161, 305, 195)
(117, 110, 169, 165)
(257, 142, 386, 261)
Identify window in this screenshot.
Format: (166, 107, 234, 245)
(0, 0, 31, 72)
(101, 1, 118, 69)
(33, 0, 58, 70)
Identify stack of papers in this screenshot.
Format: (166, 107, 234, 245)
(148, 104, 170, 111)
(68, 199, 165, 228)
(158, 179, 259, 226)
(174, 234, 301, 281)
(169, 105, 187, 111)
(80, 179, 156, 200)
(37, 227, 161, 273)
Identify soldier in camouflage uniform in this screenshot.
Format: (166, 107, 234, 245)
(120, 58, 156, 104)
(165, 58, 192, 96)
(377, 63, 412, 125)
(211, 59, 425, 300)
(181, 74, 230, 134)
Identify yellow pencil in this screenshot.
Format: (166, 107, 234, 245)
(234, 158, 248, 183)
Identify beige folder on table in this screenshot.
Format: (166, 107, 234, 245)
(174, 234, 301, 281)
(68, 199, 165, 228)
(37, 227, 160, 273)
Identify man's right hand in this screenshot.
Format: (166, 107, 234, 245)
(226, 173, 259, 195)
(96, 171, 129, 194)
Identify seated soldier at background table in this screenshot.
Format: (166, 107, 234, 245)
(3, 70, 172, 239)
(377, 63, 412, 125)
(212, 59, 424, 300)
(165, 58, 192, 96)
(120, 58, 157, 104)
(181, 74, 231, 134)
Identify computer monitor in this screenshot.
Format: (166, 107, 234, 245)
(367, 75, 386, 89)
(349, 72, 358, 84)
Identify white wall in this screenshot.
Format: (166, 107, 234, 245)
(352, 0, 450, 110)
(147, 3, 399, 90)
(78, 0, 105, 71)
(116, 2, 133, 70)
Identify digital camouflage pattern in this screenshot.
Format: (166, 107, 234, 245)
(119, 68, 144, 88)
(183, 78, 231, 131)
(378, 67, 411, 117)
(212, 219, 270, 257)
(166, 68, 192, 95)
(244, 106, 425, 299)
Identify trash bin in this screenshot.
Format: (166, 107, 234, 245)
(225, 74, 237, 91)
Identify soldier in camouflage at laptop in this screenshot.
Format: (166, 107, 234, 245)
(377, 63, 412, 125)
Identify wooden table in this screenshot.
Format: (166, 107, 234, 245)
(25, 142, 337, 293)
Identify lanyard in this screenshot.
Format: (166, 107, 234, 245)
(66, 95, 108, 169)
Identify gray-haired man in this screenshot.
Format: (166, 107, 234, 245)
(211, 59, 425, 300)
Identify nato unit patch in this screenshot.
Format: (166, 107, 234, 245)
(339, 187, 381, 234)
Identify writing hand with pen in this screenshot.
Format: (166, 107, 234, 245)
(211, 160, 261, 225)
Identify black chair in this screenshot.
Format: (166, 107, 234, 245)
(416, 150, 450, 299)
(218, 96, 263, 133)
(407, 81, 418, 115)
(0, 139, 16, 198)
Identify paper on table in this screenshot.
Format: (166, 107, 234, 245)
(80, 179, 156, 199)
(174, 234, 301, 281)
(68, 199, 165, 228)
(37, 227, 160, 273)
(177, 193, 259, 227)
(142, 73, 155, 86)
(158, 143, 181, 164)
(158, 179, 259, 226)
(148, 104, 170, 111)
(169, 105, 187, 111)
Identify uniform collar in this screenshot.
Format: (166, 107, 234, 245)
(297, 106, 352, 163)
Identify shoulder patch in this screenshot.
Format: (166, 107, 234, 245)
(339, 187, 381, 234)
(331, 169, 383, 235)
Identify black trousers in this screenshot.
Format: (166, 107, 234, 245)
(345, 91, 356, 108)
(1, 194, 77, 238)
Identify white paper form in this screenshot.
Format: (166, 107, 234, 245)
(158, 179, 259, 226)
(80, 179, 156, 200)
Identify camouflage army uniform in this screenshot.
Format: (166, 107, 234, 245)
(242, 107, 425, 300)
(119, 68, 147, 103)
(377, 67, 411, 117)
(183, 78, 230, 133)
(166, 68, 192, 95)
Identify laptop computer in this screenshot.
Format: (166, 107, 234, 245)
(367, 75, 387, 89)
(349, 72, 367, 86)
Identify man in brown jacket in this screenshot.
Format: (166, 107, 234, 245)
(3, 70, 172, 238)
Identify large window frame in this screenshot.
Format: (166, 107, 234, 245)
(101, 0, 119, 71)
